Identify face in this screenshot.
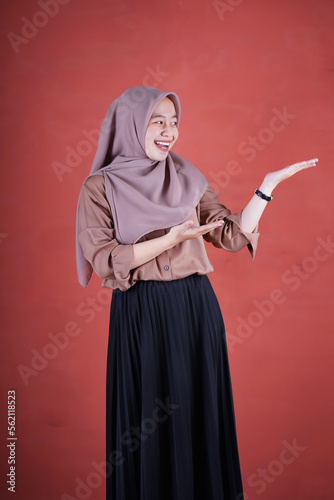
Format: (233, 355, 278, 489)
(144, 97, 179, 161)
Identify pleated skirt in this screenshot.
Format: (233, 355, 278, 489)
(106, 274, 244, 500)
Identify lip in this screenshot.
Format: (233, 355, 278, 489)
(154, 140, 172, 153)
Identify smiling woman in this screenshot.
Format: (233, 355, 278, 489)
(75, 86, 317, 500)
(144, 97, 179, 161)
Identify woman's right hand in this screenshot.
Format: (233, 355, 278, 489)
(131, 218, 225, 270)
(167, 219, 225, 245)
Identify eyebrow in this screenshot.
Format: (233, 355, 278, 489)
(151, 114, 178, 119)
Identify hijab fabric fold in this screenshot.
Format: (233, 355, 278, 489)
(76, 86, 208, 287)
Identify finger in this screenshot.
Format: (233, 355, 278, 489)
(182, 220, 194, 229)
(193, 221, 224, 235)
(301, 158, 318, 167)
(299, 160, 318, 170)
(289, 165, 315, 176)
(300, 158, 318, 163)
(200, 221, 224, 231)
(294, 158, 318, 167)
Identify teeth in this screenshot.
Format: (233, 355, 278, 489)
(156, 141, 170, 146)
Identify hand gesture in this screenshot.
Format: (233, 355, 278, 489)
(168, 219, 224, 245)
(264, 158, 318, 191)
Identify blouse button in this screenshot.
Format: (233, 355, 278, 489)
(164, 265, 170, 271)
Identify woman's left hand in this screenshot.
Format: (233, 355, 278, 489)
(241, 158, 318, 233)
(263, 158, 318, 191)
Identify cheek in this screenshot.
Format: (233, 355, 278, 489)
(145, 127, 154, 145)
(144, 130, 151, 151)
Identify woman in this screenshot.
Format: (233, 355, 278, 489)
(76, 86, 317, 500)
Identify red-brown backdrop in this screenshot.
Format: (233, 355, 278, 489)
(1, 1, 333, 499)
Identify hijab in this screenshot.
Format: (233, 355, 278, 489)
(76, 86, 208, 287)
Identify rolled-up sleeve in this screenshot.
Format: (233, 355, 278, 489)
(77, 175, 134, 289)
(199, 185, 259, 259)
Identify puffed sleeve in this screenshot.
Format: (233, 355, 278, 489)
(199, 185, 259, 259)
(77, 175, 134, 289)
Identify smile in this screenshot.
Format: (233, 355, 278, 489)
(154, 141, 172, 152)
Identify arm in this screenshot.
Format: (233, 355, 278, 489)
(241, 158, 318, 233)
(77, 176, 134, 288)
(142, 158, 318, 266)
(198, 185, 260, 258)
(130, 219, 224, 269)
(79, 175, 225, 273)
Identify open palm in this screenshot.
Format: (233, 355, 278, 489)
(264, 158, 318, 189)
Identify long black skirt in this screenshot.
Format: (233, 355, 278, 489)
(106, 274, 244, 500)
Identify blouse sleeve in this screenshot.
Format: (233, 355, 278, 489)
(77, 175, 134, 289)
(199, 185, 260, 259)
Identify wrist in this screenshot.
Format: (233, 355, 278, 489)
(259, 177, 276, 196)
(164, 230, 178, 250)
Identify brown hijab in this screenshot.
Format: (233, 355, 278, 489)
(76, 86, 208, 287)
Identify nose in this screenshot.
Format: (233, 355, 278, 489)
(161, 123, 174, 138)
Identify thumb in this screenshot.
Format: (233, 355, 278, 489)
(183, 219, 194, 229)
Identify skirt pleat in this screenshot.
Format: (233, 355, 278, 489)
(106, 274, 244, 500)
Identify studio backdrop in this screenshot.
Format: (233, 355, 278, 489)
(1, 0, 333, 499)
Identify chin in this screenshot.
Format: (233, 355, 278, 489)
(149, 152, 169, 162)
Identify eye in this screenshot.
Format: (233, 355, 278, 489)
(171, 121, 178, 127)
(155, 120, 163, 125)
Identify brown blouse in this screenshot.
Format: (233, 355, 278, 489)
(77, 175, 260, 291)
